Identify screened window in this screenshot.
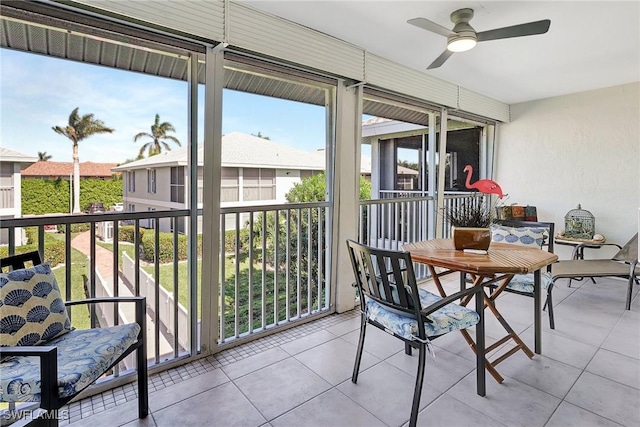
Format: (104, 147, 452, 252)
(243, 168, 275, 201)
(0, 163, 12, 188)
(221, 168, 239, 202)
(147, 169, 156, 194)
(148, 207, 156, 228)
(128, 171, 136, 192)
(171, 167, 185, 203)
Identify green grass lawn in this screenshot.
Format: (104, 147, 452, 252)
(97, 241, 136, 266)
(103, 243, 323, 338)
(46, 233, 91, 330)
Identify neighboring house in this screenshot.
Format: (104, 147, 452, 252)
(112, 132, 325, 233)
(0, 147, 38, 245)
(22, 161, 120, 180)
(359, 156, 419, 190)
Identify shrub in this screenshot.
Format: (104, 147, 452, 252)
(118, 226, 144, 243)
(224, 228, 250, 253)
(1, 234, 66, 267)
(57, 223, 92, 234)
(140, 230, 202, 263)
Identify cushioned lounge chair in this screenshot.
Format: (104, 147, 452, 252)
(551, 233, 639, 310)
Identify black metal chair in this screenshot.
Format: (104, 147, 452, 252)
(0, 251, 148, 426)
(490, 220, 557, 328)
(551, 233, 639, 310)
(346, 240, 485, 427)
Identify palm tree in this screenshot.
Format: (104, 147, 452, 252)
(133, 114, 181, 158)
(52, 107, 114, 213)
(38, 152, 52, 161)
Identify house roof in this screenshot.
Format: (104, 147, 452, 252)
(0, 147, 38, 165)
(112, 132, 325, 171)
(22, 161, 119, 178)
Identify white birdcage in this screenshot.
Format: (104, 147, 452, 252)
(564, 204, 595, 239)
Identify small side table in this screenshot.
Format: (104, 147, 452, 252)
(554, 237, 606, 260)
(554, 236, 606, 286)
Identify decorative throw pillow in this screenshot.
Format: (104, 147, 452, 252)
(490, 224, 547, 248)
(0, 262, 72, 347)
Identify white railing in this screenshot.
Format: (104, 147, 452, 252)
(358, 192, 485, 279)
(219, 201, 331, 344)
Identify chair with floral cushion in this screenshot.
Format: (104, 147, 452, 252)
(0, 251, 148, 426)
(490, 220, 557, 328)
(346, 240, 485, 427)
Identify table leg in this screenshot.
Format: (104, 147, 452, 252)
(534, 269, 542, 354)
(483, 290, 535, 360)
(475, 285, 486, 395)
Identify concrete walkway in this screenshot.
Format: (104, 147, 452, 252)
(70, 231, 173, 360)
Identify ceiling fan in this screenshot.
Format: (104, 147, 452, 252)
(408, 8, 551, 69)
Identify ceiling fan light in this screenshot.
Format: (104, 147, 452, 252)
(447, 36, 477, 52)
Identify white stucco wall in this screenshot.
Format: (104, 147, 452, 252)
(276, 169, 301, 202)
(495, 82, 640, 260)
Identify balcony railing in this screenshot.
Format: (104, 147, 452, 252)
(0, 201, 333, 365)
(219, 201, 332, 345)
(0, 192, 481, 396)
(1, 211, 194, 380)
(358, 192, 485, 279)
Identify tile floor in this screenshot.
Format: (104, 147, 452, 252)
(62, 275, 639, 427)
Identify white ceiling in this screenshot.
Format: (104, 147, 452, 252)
(241, 1, 640, 104)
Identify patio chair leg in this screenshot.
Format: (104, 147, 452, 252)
(546, 287, 555, 329)
(626, 274, 635, 311)
(137, 344, 149, 418)
(352, 314, 367, 383)
(409, 342, 427, 427)
(405, 341, 413, 355)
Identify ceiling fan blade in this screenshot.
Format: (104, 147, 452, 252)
(407, 17, 455, 37)
(427, 50, 454, 69)
(477, 19, 550, 42)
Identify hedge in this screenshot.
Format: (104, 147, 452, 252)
(118, 226, 145, 243)
(22, 177, 122, 215)
(0, 228, 66, 267)
(140, 230, 202, 263)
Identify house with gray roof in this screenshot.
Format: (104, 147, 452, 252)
(112, 132, 325, 232)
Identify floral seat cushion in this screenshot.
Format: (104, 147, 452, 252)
(0, 323, 140, 402)
(364, 287, 479, 339)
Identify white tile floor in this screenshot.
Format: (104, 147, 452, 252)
(65, 276, 639, 427)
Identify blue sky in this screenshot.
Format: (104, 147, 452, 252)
(0, 49, 330, 164)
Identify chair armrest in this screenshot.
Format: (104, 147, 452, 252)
(571, 242, 622, 259)
(64, 296, 145, 306)
(65, 297, 147, 336)
(0, 346, 59, 410)
(420, 284, 482, 316)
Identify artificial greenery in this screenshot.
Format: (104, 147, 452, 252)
(442, 198, 494, 228)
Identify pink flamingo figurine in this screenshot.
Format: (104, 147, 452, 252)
(463, 165, 504, 199)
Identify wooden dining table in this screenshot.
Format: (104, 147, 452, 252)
(402, 239, 558, 383)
